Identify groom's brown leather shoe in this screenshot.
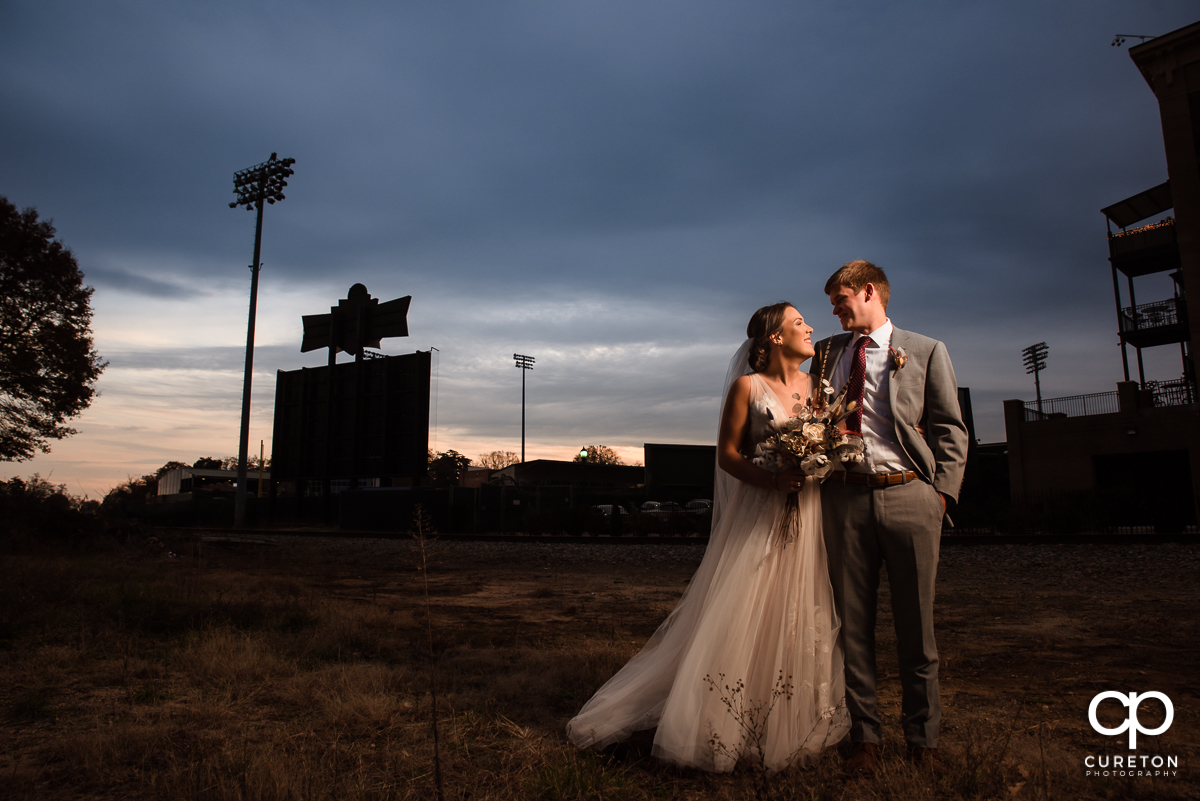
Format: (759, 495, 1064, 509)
(844, 742, 880, 776)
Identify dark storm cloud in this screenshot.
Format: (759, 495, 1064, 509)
(1, 0, 1196, 467)
(85, 266, 194, 299)
(2, 2, 1186, 297)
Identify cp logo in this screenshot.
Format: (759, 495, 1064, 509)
(1088, 691, 1174, 749)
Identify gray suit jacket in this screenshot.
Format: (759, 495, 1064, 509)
(810, 326, 969, 502)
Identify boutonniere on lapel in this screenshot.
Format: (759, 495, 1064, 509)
(889, 346, 908, 376)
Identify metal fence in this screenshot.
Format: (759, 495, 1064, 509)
(1119, 297, 1185, 333)
(1146, 379, 1197, 408)
(1023, 391, 1119, 421)
(1024, 381, 1196, 420)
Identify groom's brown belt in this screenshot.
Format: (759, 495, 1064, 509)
(829, 470, 919, 487)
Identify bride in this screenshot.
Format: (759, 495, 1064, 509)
(566, 302, 849, 772)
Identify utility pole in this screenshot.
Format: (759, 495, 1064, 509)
(513, 353, 535, 462)
(229, 152, 296, 527)
(1022, 341, 1049, 415)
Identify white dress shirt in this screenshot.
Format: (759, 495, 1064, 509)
(828, 319, 918, 475)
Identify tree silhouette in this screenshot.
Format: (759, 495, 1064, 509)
(193, 457, 227, 470)
(573, 445, 623, 465)
(0, 197, 105, 461)
(101, 472, 160, 517)
(157, 460, 189, 478)
(428, 450, 471, 487)
(192, 456, 264, 471)
(477, 450, 520, 469)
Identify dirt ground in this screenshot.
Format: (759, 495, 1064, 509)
(223, 535, 1199, 768)
(3, 534, 1197, 799)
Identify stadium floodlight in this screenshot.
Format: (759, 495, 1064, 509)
(1022, 341, 1049, 415)
(1111, 33, 1155, 48)
(230, 153, 296, 527)
(514, 353, 535, 463)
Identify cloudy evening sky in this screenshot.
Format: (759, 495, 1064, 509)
(1, 1, 1196, 496)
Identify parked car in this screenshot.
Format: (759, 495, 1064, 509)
(591, 504, 629, 516)
(641, 500, 683, 515)
(684, 499, 713, 515)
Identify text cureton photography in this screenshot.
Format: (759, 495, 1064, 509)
(1084, 690, 1181, 779)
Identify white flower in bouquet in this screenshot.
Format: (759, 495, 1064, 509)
(833, 435, 866, 463)
(800, 453, 835, 478)
(801, 422, 826, 444)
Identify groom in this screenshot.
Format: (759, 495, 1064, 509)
(811, 260, 968, 775)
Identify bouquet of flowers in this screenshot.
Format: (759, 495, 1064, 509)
(750, 375, 867, 545)
(751, 377, 867, 478)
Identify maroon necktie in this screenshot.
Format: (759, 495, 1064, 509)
(846, 336, 869, 434)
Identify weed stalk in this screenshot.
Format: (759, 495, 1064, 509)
(413, 504, 446, 801)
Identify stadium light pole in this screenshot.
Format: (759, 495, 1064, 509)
(229, 153, 296, 527)
(1022, 341, 1049, 415)
(514, 353, 535, 462)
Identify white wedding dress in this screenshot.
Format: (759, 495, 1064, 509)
(566, 354, 849, 772)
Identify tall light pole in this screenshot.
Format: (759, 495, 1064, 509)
(513, 353, 535, 462)
(1022, 341, 1049, 415)
(229, 152, 296, 526)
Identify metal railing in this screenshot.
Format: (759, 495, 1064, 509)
(1024, 381, 1196, 420)
(1119, 296, 1186, 333)
(1023, 391, 1119, 421)
(1146, 378, 1197, 407)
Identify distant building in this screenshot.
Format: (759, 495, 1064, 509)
(643, 443, 716, 494)
(1004, 19, 1200, 529)
(491, 459, 643, 488)
(459, 466, 493, 488)
(156, 467, 270, 502)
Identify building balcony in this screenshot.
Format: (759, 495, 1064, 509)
(1118, 296, 1189, 348)
(1108, 217, 1181, 277)
(1144, 377, 1198, 407)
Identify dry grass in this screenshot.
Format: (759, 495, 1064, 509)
(0, 539, 1195, 800)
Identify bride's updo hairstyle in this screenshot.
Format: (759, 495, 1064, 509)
(746, 302, 795, 373)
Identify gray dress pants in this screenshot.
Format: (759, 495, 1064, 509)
(821, 478, 944, 748)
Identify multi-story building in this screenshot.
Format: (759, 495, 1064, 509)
(1004, 19, 1200, 531)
